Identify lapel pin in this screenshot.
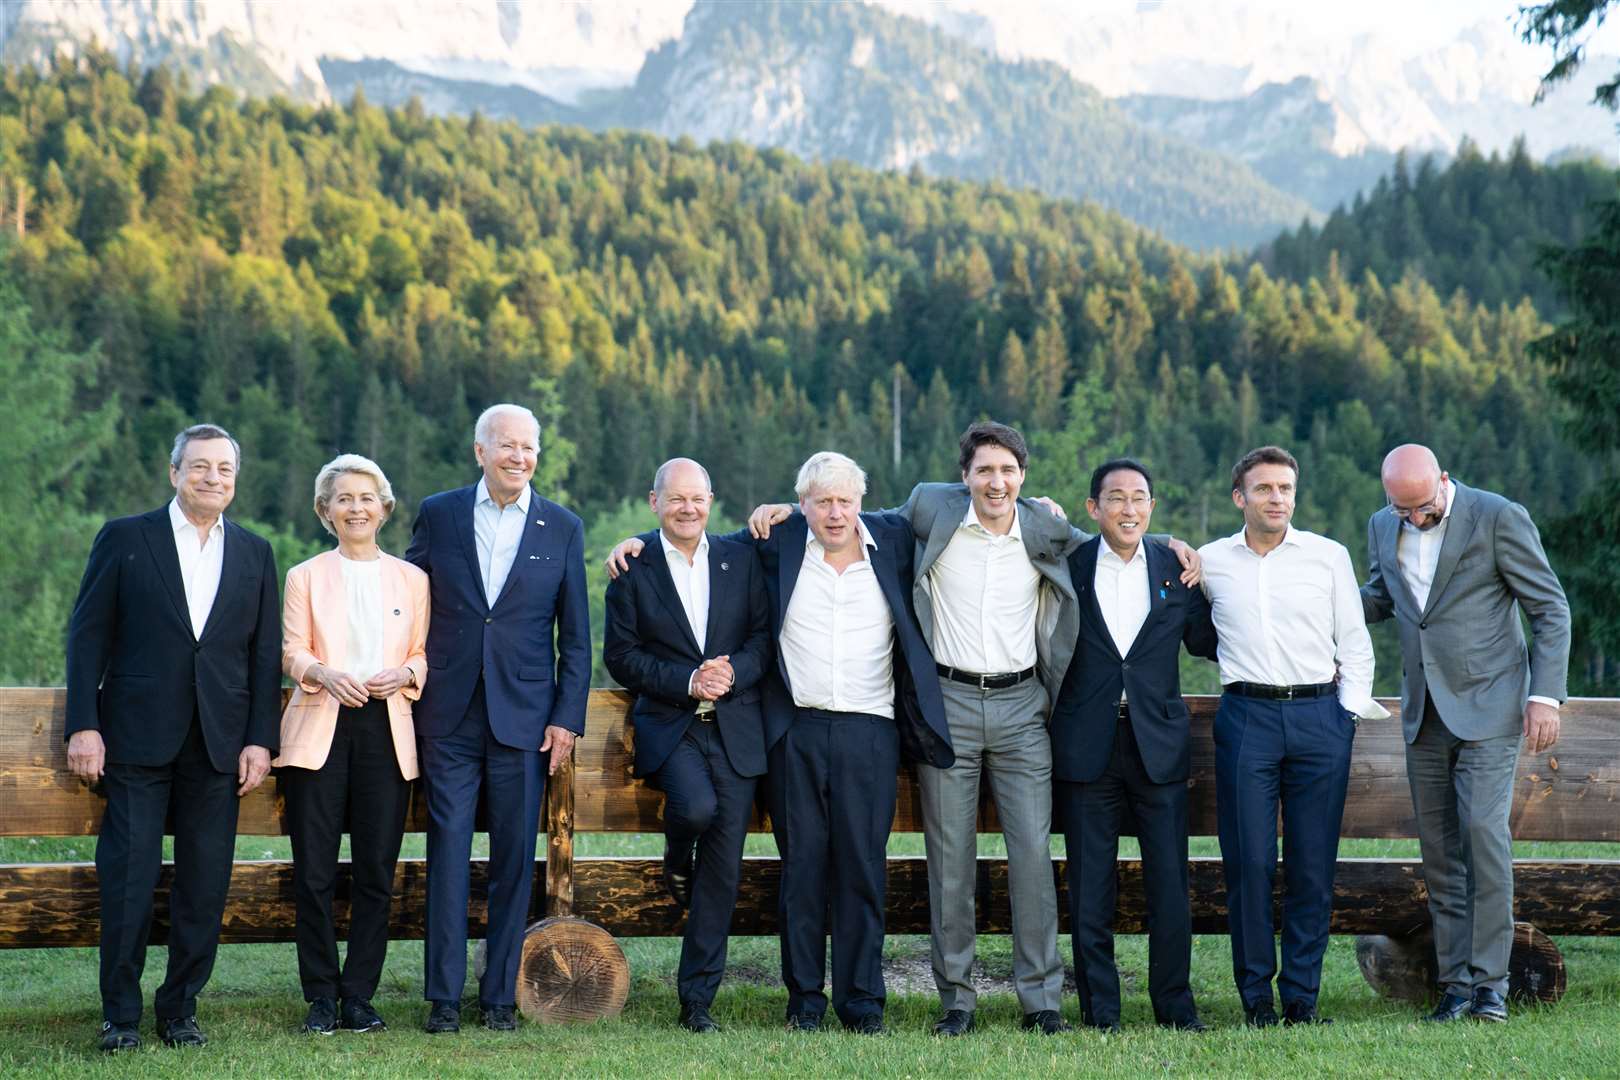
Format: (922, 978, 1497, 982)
(1159, 588, 1168, 600)
(393, 608, 401, 616)
(529, 554, 542, 560)
(536, 519, 546, 526)
(720, 561, 729, 571)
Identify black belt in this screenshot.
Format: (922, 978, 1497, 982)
(1223, 681, 1335, 701)
(936, 664, 1037, 691)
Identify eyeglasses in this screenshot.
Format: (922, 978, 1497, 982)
(1101, 494, 1153, 511)
(1387, 482, 1445, 521)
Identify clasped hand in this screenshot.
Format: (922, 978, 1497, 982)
(691, 655, 734, 700)
(311, 663, 411, 707)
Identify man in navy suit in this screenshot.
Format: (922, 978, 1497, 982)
(405, 403, 591, 1033)
(1051, 459, 1218, 1033)
(603, 458, 773, 1034)
(65, 424, 281, 1052)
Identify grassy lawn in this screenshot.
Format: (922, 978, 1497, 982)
(2, 835, 1616, 1078)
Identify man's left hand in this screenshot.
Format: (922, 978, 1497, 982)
(237, 744, 271, 796)
(540, 725, 576, 775)
(1167, 537, 1202, 586)
(1524, 700, 1560, 754)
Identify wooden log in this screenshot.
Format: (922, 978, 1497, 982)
(1355, 922, 1567, 1004)
(514, 917, 630, 1023)
(546, 744, 576, 918)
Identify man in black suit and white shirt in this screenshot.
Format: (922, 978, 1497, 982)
(604, 458, 773, 1034)
(65, 424, 281, 1053)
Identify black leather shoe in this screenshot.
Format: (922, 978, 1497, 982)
(302, 997, 338, 1035)
(1244, 1002, 1279, 1028)
(1160, 1015, 1207, 1033)
(785, 1012, 821, 1032)
(679, 1001, 720, 1033)
(1085, 1018, 1123, 1034)
(850, 1013, 886, 1035)
(157, 1015, 207, 1047)
(340, 997, 386, 1033)
(1423, 992, 1472, 1023)
(663, 837, 695, 909)
(98, 1021, 141, 1053)
(481, 1003, 518, 1031)
(1469, 986, 1508, 1023)
(424, 1001, 461, 1034)
(1021, 1009, 1071, 1034)
(931, 1009, 975, 1036)
(1282, 1001, 1332, 1026)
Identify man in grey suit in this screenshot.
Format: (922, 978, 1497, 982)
(1360, 444, 1570, 1024)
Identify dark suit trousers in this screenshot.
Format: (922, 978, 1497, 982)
(1058, 712, 1195, 1026)
(1214, 692, 1354, 1010)
(767, 708, 898, 1026)
(281, 699, 411, 1002)
(420, 682, 545, 1007)
(653, 717, 757, 1007)
(97, 717, 240, 1024)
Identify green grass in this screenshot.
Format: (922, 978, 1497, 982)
(2, 835, 1616, 1077)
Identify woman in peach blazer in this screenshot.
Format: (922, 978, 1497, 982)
(275, 454, 429, 1036)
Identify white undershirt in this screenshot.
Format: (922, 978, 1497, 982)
(925, 503, 1039, 672)
(168, 498, 224, 639)
(340, 555, 385, 683)
(660, 530, 713, 714)
(1395, 478, 1455, 612)
(778, 519, 895, 719)
(473, 477, 530, 606)
(1095, 542, 1150, 700)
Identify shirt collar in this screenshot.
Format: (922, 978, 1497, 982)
(169, 498, 224, 539)
(1097, 542, 1146, 569)
(475, 476, 532, 515)
(1227, 524, 1301, 552)
(659, 529, 709, 565)
(960, 498, 1023, 540)
(805, 515, 879, 555)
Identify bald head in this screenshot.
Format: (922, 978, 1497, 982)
(1382, 444, 1449, 529)
(650, 458, 713, 556)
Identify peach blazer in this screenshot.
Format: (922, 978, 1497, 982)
(274, 549, 430, 779)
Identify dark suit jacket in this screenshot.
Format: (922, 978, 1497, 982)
(604, 531, 773, 778)
(405, 484, 591, 748)
(725, 513, 953, 768)
(65, 506, 281, 773)
(1051, 538, 1217, 785)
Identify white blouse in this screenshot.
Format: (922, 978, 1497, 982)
(340, 555, 385, 684)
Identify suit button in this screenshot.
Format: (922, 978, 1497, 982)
(1121, 663, 1131, 671)
(485, 617, 493, 624)
(1419, 622, 1427, 630)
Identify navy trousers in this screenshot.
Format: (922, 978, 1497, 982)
(420, 682, 545, 1008)
(653, 718, 757, 1008)
(1213, 692, 1354, 1010)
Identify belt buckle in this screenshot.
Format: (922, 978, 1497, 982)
(1280, 685, 1295, 701)
(978, 673, 991, 691)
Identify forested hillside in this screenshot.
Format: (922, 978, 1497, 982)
(0, 58, 1607, 688)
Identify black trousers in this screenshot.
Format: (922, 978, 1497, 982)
(97, 718, 240, 1024)
(1057, 712, 1195, 1026)
(281, 699, 411, 1002)
(767, 708, 898, 1027)
(652, 718, 757, 1008)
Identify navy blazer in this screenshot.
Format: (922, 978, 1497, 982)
(65, 506, 282, 772)
(725, 513, 953, 768)
(405, 484, 591, 749)
(603, 531, 772, 779)
(1050, 538, 1218, 785)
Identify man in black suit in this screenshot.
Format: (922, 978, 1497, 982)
(1051, 458, 1218, 1033)
(65, 424, 281, 1053)
(603, 458, 773, 1034)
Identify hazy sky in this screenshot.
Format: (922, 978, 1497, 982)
(1181, 0, 1620, 54)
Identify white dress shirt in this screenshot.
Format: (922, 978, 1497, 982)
(1198, 526, 1389, 720)
(473, 477, 530, 606)
(925, 503, 1040, 673)
(339, 555, 385, 682)
(168, 498, 224, 638)
(660, 530, 714, 714)
(778, 518, 895, 719)
(1095, 542, 1150, 700)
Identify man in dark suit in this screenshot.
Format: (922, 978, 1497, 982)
(1051, 458, 1218, 1033)
(65, 424, 281, 1053)
(405, 403, 591, 1034)
(603, 457, 773, 1034)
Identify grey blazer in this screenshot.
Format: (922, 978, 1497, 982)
(894, 482, 1084, 704)
(1361, 481, 1570, 743)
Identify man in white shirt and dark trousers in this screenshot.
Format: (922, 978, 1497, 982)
(1198, 446, 1389, 1028)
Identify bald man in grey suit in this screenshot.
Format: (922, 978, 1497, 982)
(1361, 444, 1569, 1024)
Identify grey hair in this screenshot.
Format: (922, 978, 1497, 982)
(474, 403, 541, 448)
(794, 451, 868, 500)
(170, 423, 241, 470)
(313, 453, 397, 537)
(652, 457, 712, 495)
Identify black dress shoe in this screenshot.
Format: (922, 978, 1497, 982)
(424, 1001, 461, 1034)
(302, 997, 338, 1035)
(1084, 1018, 1123, 1034)
(1244, 1002, 1279, 1028)
(785, 1012, 821, 1032)
(481, 1003, 518, 1031)
(157, 1015, 207, 1047)
(1282, 1001, 1332, 1026)
(1160, 1015, 1207, 1033)
(340, 997, 387, 1032)
(850, 1013, 886, 1035)
(1021, 1009, 1071, 1035)
(663, 837, 695, 908)
(1469, 986, 1508, 1023)
(98, 1021, 141, 1053)
(1423, 992, 1472, 1023)
(931, 1009, 975, 1036)
(679, 1001, 721, 1034)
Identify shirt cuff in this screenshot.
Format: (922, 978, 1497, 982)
(1527, 695, 1560, 710)
(688, 669, 700, 698)
(1340, 693, 1391, 721)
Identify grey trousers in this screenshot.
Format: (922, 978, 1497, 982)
(1407, 699, 1522, 998)
(918, 676, 1063, 1014)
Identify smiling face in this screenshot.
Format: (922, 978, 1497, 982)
(1234, 462, 1296, 539)
(800, 483, 863, 557)
(1086, 467, 1155, 558)
(169, 437, 238, 523)
(474, 411, 539, 505)
(651, 460, 712, 549)
(963, 443, 1024, 533)
(326, 471, 385, 548)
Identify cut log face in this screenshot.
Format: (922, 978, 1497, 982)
(1355, 921, 1567, 1005)
(516, 916, 630, 1023)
